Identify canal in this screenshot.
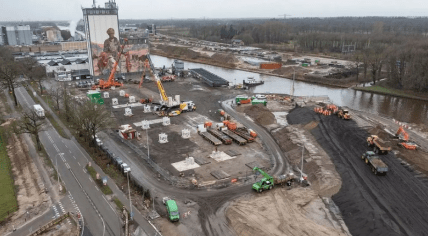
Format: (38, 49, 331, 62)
(151, 55, 428, 125)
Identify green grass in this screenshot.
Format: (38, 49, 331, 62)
(86, 165, 113, 195)
(0, 127, 18, 222)
(354, 85, 428, 101)
(112, 197, 124, 211)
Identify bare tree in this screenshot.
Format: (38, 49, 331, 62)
(30, 66, 47, 95)
(16, 108, 46, 151)
(62, 82, 72, 122)
(49, 86, 63, 112)
(0, 47, 22, 106)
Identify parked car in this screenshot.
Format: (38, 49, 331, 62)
(105, 149, 114, 159)
(121, 163, 131, 173)
(114, 157, 123, 166)
(255, 94, 267, 99)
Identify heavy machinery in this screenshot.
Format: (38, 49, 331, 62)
(361, 151, 388, 175)
(153, 74, 196, 117)
(162, 197, 180, 222)
(252, 167, 294, 193)
(252, 167, 274, 192)
(367, 135, 391, 154)
(92, 39, 128, 90)
(395, 126, 418, 150)
(336, 109, 351, 119)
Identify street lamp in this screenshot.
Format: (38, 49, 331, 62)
(127, 171, 133, 221)
(55, 153, 64, 191)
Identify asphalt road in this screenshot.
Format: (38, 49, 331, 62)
(15, 87, 121, 236)
(288, 107, 428, 236)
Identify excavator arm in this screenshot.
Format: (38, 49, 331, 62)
(155, 74, 168, 102)
(396, 126, 409, 141)
(253, 167, 272, 179)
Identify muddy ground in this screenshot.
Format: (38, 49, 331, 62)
(287, 106, 428, 236)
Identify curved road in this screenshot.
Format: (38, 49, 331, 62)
(99, 100, 291, 235)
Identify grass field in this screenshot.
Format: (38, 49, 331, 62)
(354, 85, 428, 101)
(0, 127, 18, 222)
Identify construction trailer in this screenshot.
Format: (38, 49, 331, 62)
(118, 124, 137, 140)
(86, 90, 104, 104)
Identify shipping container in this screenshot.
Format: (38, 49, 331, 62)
(251, 99, 267, 106)
(87, 91, 104, 104)
(302, 63, 309, 67)
(260, 62, 282, 69)
(235, 95, 249, 104)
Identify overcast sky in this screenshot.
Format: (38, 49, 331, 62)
(1, 0, 427, 22)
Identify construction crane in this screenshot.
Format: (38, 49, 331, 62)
(92, 38, 128, 90)
(395, 126, 418, 150)
(278, 14, 291, 20)
(154, 74, 196, 117)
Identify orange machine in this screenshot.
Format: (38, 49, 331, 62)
(396, 126, 417, 150)
(92, 39, 128, 90)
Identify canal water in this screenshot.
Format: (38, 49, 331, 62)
(151, 55, 428, 125)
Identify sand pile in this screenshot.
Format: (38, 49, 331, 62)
(368, 125, 390, 140)
(210, 53, 239, 64)
(243, 105, 275, 126)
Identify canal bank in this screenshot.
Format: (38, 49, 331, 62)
(150, 54, 428, 125)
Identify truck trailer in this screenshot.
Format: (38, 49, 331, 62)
(33, 104, 45, 119)
(361, 151, 388, 175)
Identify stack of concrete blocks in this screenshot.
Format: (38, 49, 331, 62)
(142, 120, 150, 130)
(159, 133, 168, 143)
(144, 105, 151, 113)
(103, 92, 109, 98)
(124, 108, 133, 116)
(185, 157, 195, 165)
(112, 98, 118, 105)
(129, 96, 135, 103)
(111, 86, 116, 90)
(119, 90, 125, 96)
(163, 117, 170, 126)
(182, 129, 190, 139)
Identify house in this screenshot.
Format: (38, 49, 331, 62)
(232, 39, 244, 47)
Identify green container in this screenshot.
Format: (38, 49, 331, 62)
(235, 95, 249, 104)
(315, 60, 320, 63)
(87, 91, 104, 105)
(251, 99, 267, 106)
(302, 63, 308, 67)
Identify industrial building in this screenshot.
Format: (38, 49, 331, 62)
(1, 25, 32, 46)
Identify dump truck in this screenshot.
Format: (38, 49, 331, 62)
(163, 197, 180, 222)
(367, 135, 391, 154)
(361, 151, 388, 175)
(252, 167, 294, 192)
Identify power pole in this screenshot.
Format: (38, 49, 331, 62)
(278, 14, 292, 20)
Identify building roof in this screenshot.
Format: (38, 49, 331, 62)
(71, 69, 90, 76)
(59, 59, 72, 65)
(47, 60, 59, 66)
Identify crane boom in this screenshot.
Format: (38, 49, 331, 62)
(253, 167, 272, 179)
(155, 74, 168, 102)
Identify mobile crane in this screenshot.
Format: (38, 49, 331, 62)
(154, 74, 196, 117)
(92, 39, 128, 90)
(395, 126, 417, 150)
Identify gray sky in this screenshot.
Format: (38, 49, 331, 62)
(1, 0, 427, 21)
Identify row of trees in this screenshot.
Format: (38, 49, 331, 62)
(0, 46, 112, 150)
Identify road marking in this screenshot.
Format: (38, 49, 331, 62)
(95, 186, 99, 191)
(53, 144, 59, 152)
(73, 156, 76, 159)
(102, 195, 116, 213)
(83, 168, 87, 173)
(89, 177, 93, 182)
(65, 163, 70, 169)
(78, 162, 81, 166)
(69, 150, 72, 153)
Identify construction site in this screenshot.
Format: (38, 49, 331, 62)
(61, 36, 428, 235)
(3, 3, 428, 235)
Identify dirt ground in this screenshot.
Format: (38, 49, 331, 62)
(226, 98, 347, 236)
(287, 106, 428, 236)
(0, 133, 51, 235)
(227, 187, 349, 236)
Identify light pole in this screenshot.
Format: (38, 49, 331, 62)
(55, 153, 64, 191)
(300, 145, 304, 181)
(146, 129, 150, 160)
(127, 171, 133, 221)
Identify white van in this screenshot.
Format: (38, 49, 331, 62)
(33, 104, 45, 118)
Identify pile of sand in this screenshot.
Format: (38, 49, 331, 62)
(210, 53, 239, 64)
(243, 105, 275, 126)
(368, 125, 390, 140)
